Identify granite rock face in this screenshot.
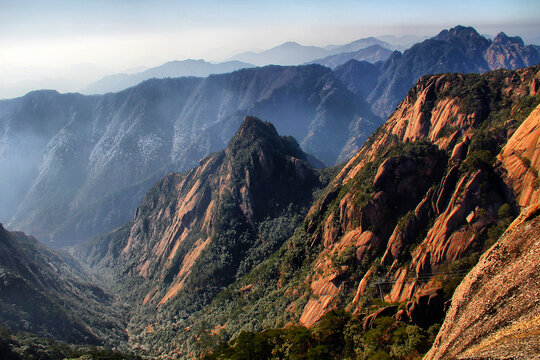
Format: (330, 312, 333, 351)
(498, 103, 540, 208)
(424, 204, 540, 360)
(297, 65, 540, 327)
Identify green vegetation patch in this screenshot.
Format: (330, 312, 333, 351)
(204, 310, 439, 360)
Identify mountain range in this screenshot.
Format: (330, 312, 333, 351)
(0, 64, 377, 247)
(83, 37, 396, 95)
(82, 59, 255, 95)
(229, 37, 394, 66)
(0, 26, 538, 359)
(364, 26, 540, 117)
(73, 63, 540, 358)
(306, 44, 393, 68)
(1, 26, 539, 249)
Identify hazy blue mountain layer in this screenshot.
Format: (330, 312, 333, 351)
(307, 44, 393, 68)
(1, 65, 377, 246)
(83, 59, 255, 94)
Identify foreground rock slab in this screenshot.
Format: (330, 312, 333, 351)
(425, 204, 540, 360)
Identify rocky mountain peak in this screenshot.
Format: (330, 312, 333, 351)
(435, 25, 489, 46)
(485, 32, 539, 70)
(493, 32, 525, 47)
(77, 117, 322, 318)
(228, 116, 306, 162)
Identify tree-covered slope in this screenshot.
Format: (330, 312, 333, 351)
(0, 224, 127, 346)
(172, 65, 539, 359)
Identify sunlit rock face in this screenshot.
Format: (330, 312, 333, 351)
(424, 205, 540, 360)
(296, 64, 540, 326)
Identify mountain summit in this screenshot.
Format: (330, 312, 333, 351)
(485, 32, 540, 70)
(359, 25, 540, 117)
(76, 117, 323, 334)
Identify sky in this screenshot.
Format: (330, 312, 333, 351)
(1, 0, 539, 97)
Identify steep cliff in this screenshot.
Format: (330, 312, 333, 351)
(296, 64, 540, 327)
(498, 103, 540, 207)
(75, 117, 324, 354)
(424, 204, 540, 360)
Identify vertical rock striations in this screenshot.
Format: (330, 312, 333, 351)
(295, 65, 540, 326)
(75, 117, 323, 353)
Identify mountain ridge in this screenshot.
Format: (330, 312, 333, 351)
(82, 59, 255, 94)
(0, 223, 126, 346)
(229, 37, 394, 66)
(306, 44, 393, 68)
(1, 64, 377, 246)
(364, 25, 540, 117)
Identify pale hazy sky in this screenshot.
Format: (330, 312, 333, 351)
(1, 0, 539, 96)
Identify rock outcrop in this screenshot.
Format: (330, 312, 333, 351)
(498, 103, 540, 208)
(297, 65, 540, 326)
(424, 204, 540, 360)
(76, 117, 323, 352)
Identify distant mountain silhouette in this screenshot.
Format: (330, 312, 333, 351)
(307, 44, 393, 68)
(324, 36, 394, 52)
(230, 37, 394, 66)
(376, 34, 430, 50)
(83, 59, 254, 94)
(338, 25, 540, 117)
(230, 41, 330, 66)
